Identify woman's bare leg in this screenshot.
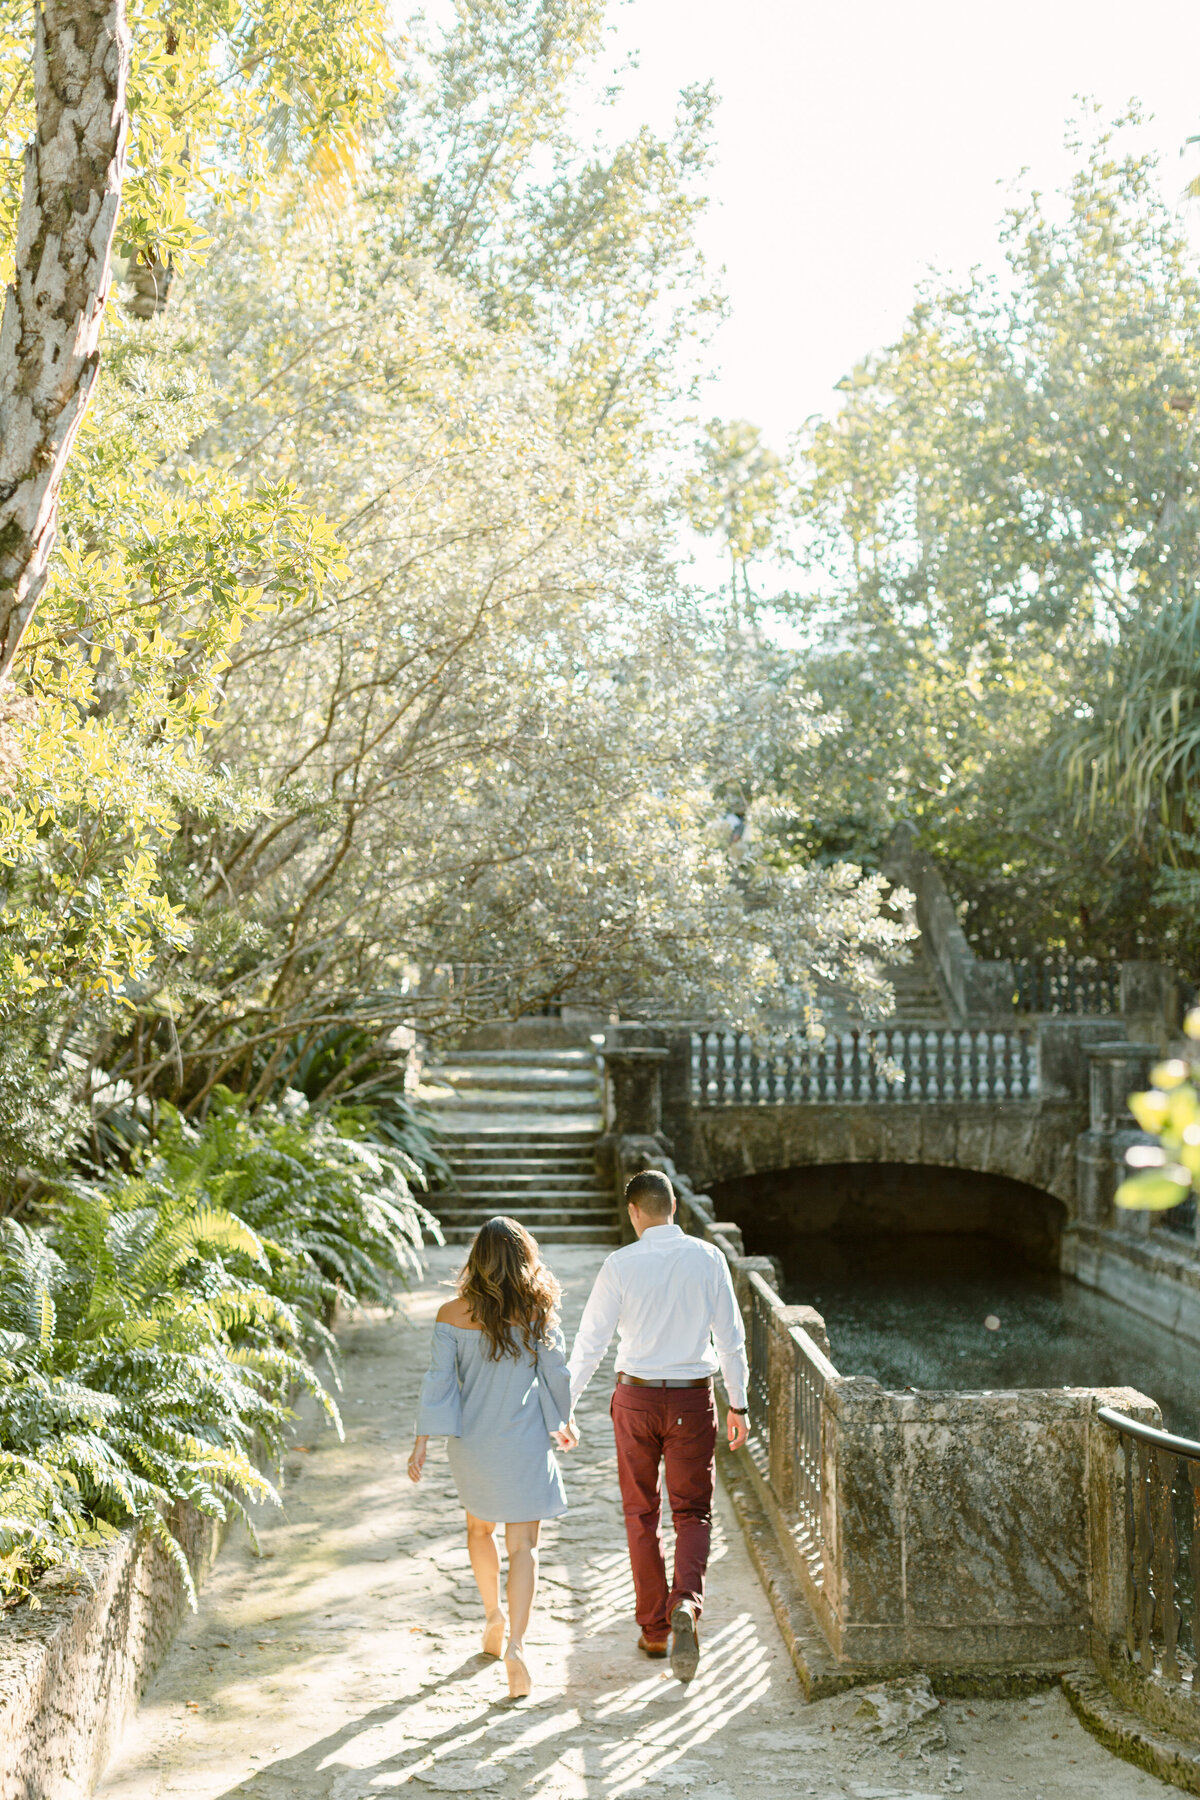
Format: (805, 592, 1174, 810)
(466, 1511, 505, 1655)
(503, 1519, 541, 1694)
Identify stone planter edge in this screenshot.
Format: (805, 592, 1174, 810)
(0, 1500, 222, 1800)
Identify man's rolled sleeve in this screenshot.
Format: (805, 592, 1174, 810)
(711, 1256, 749, 1411)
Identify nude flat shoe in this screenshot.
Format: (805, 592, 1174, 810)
(505, 1647, 532, 1698)
(482, 1609, 505, 1658)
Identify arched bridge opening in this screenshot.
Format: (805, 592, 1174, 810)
(709, 1160, 1066, 1270)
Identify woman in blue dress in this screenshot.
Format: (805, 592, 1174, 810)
(408, 1216, 578, 1697)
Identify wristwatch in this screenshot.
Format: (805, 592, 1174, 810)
(729, 1406, 749, 1415)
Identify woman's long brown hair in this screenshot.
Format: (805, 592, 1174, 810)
(458, 1217, 561, 1361)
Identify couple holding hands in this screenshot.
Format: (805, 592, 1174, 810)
(408, 1170, 750, 1697)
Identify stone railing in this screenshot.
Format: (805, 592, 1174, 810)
(660, 1169, 1162, 1684)
(692, 1025, 1038, 1106)
(1013, 958, 1121, 1016)
(1077, 1406, 1200, 1764)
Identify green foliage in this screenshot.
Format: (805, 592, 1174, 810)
(685, 420, 791, 622)
(1116, 1015, 1200, 1212)
(1, 0, 395, 285)
(0, 1095, 439, 1606)
(282, 1026, 450, 1182)
(783, 115, 1200, 967)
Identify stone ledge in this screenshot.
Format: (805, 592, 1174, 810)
(0, 1504, 219, 1800)
(1064, 1667, 1200, 1795)
(1065, 1224, 1200, 1349)
(716, 1447, 851, 1700)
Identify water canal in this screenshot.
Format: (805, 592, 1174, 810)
(784, 1232, 1200, 1435)
(710, 1160, 1200, 1435)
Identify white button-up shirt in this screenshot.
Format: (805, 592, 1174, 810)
(567, 1222, 749, 1410)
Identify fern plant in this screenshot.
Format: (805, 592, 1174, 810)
(0, 1090, 442, 1605)
(281, 1023, 450, 1185)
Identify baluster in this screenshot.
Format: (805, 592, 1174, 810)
(782, 1040, 796, 1104)
(732, 1032, 745, 1103)
(984, 1031, 998, 1102)
(933, 1029, 946, 1102)
(1158, 1448, 1182, 1681)
(849, 1028, 863, 1101)
(1000, 1030, 1014, 1100)
(1136, 1441, 1156, 1663)
(1125, 1439, 1139, 1659)
(1187, 1463, 1200, 1665)
(831, 1033, 844, 1102)
(878, 1029, 892, 1102)
(715, 1032, 729, 1104)
(965, 1028, 979, 1102)
(696, 1032, 709, 1105)
(864, 1031, 878, 1102)
(914, 1026, 928, 1103)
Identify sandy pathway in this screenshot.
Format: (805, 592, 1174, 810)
(96, 1247, 1165, 1800)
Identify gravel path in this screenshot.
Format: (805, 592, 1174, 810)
(96, 1246, 1166, 1800)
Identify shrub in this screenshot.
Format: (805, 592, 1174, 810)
(0, 1091, 441, 1606)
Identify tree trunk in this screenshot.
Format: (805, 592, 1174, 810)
(0, 0, 129, 678)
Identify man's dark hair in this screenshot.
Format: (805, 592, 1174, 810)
(625, 1170, 675, 1217)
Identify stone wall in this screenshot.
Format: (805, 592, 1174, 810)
(0, 1505, 219, 1800)
(821, 1380, 1151, 1672)
(686, 1100, 1082, 1217)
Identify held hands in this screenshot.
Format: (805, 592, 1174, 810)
(407, 1435, 428, 1482)
(726, 1408, 749, 1452)
(553, 1414, 580, 1452)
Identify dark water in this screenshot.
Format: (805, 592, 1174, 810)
(783, 1233, 1200, 1438)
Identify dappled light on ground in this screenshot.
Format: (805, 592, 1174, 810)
(97, 1248, 1168, 1800)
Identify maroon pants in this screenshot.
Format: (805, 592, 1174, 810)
(610, 1382, 718, 1642)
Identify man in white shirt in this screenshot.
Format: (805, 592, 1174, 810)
(567, 1169, 750, 1681)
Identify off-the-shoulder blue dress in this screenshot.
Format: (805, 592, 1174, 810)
(415, 1322, 571, 1522)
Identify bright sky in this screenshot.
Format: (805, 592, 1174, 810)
(589, 0, 1200, 451)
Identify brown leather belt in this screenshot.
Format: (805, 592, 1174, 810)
(616, 1373, 712, 1389)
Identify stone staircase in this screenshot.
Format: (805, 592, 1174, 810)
(888, 944, 949, 1023)
(417, 1047, 620, 1248)
(817, 939, 950, 1031)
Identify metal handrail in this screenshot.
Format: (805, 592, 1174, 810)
(1097, 1406, 1200, 1464)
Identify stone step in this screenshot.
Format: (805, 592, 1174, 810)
(451, 1170, 603, 1192)
(436, 1126, 601, 1146)
(429, 1065, 601, 1092)
(440, 1195, 615, 1209)
(447, 1156, 596, 1177)
(438, 1049, 600, 1066)
(435, 1204, 618, 1228)
(437, 1221, 620, 1247)
(425, 1089, 601, 1113)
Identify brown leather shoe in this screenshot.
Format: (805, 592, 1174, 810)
(670, 1602, 700, 1680)
(638, 1633, 669, 1658)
